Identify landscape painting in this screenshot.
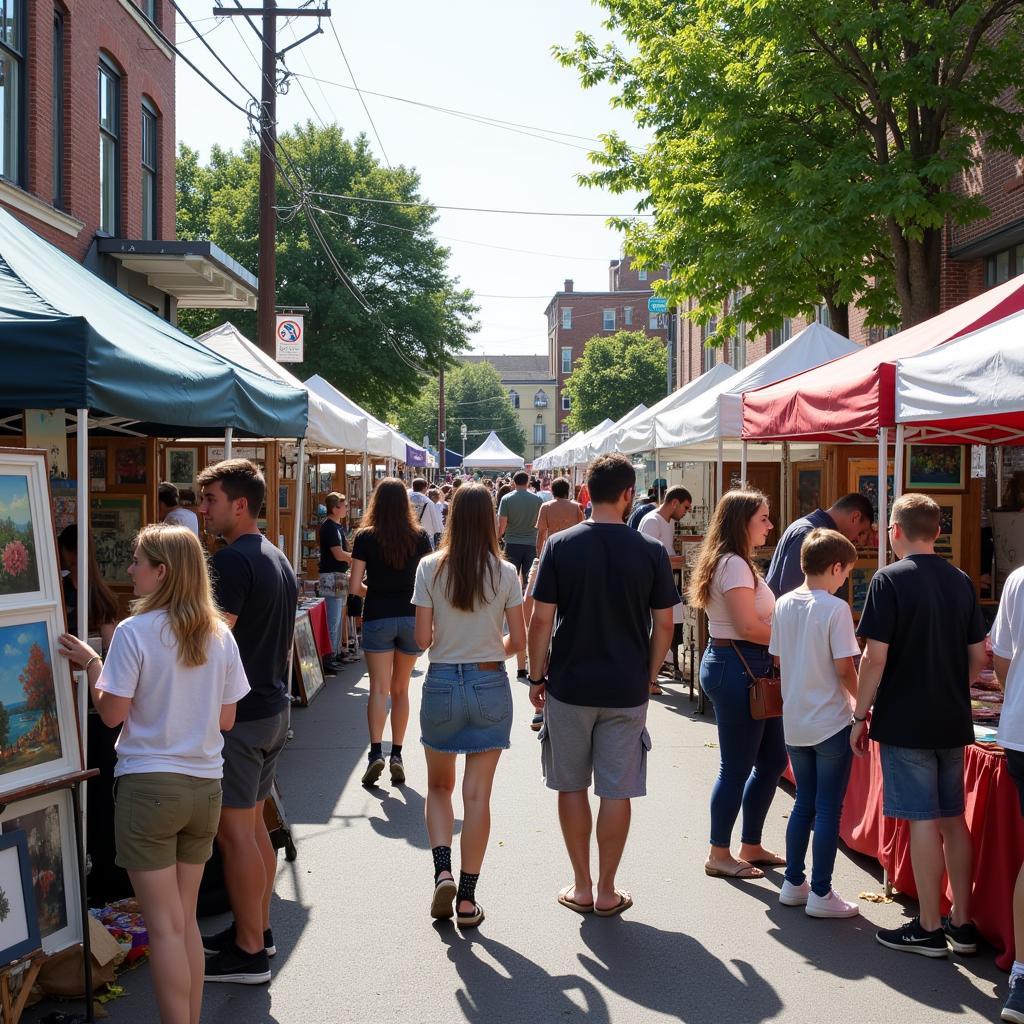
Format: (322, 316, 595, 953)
(0, 476, 39, 598)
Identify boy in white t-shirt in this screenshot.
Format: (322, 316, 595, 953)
(769, 528, 861, 919)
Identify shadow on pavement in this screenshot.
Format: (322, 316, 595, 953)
(367, 784, 462, 849)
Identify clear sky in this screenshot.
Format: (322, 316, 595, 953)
(173, 0, 646, 357)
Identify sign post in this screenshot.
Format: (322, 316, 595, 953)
(275, 314, 304, 363)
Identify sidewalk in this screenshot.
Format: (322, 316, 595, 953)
(28, 653, 1006, 1023)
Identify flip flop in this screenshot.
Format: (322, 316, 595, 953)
(649, 684, 665, 696)
(456, 902, 485, 928)
(704, 861, 764, 879)
(746, 854, 786, 867)
(594, 891, 633, 917)
(431, 878, 457, 919)
(557, 885, 595, 915)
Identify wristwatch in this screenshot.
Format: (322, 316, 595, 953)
(852, 712, 868, 723)
(528, 675, 547, 686)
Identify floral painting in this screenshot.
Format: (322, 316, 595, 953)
(0, 477, 38, 598)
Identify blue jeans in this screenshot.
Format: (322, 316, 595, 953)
(700, 643, 787, 848)
(785, 725, 853, 896)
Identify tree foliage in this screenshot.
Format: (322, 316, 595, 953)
(556, 0, 1024, 336)
(563, 331, 667, 432)
(20, 645, 54, 717)
(176, 124, 478, 418)
(398, 362, 528, 460)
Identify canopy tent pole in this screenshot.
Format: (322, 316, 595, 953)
(740, 440, 748, 488)
(224, 427, 233, 459)
(361, 450, 369, 516)
(878, 428, 889, 571)
(781, 442, 791, 529)
(291, 438, 306, 572)
(716, 436, 724, 502)
(997, 446, 1005, 508)
(655, 451, 662, 492)
(894, 424, 906, 502)
(76, 409, 89, 749)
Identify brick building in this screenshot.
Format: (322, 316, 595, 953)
(545, 257, 670, 440)
(0, 1, 253, 319)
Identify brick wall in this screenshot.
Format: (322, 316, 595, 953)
(7, 0, 175, 259)
(609, 256, 668, 292)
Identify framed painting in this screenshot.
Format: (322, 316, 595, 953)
(0, 449, 62, 610)
(166, 448, 198, 489)
(0, 607, 81, 795)
(292, 611, 325, 706)
(849, 562, 876, 619)
(907, 445, 966, 491)
(792, 461, 824, 519)
(279, 479, 294, 513)
(90, 495, 146, 588)
(934, 494, 963, 565)
(88, 448, 107, 492)
(113, 444, 147, 486)
(0, 829, 42, 964)
(0, 789, 81, 953)
(848, 458, 894, 527)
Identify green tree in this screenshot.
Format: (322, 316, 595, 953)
(176, 124, 478, 418)
(563, 331, 667, 433)
(557, 0, 1024, 334)
(398, 362, 528, 459)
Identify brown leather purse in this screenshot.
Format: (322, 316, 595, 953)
(730, 641, 783, 720)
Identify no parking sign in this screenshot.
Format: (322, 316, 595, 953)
(275, 314, 304, 362)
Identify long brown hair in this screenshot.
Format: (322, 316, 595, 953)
(436, 484, 502, 611)
(356, 477, 422, 569)
(58, 524, 119, 630)
(132, 524, 224, 668)
(686, 490, 768, 609)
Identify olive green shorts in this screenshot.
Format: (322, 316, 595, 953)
(114, 773, 223, 872)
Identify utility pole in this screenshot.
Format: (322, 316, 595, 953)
(438, 361, 446, 475)
(215, 4, 330, 356)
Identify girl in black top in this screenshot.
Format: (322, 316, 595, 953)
(350, 478, 432, 787)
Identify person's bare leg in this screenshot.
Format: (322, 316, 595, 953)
(595, 798, 631, 910)
(365, 650, 394, 744)
(425, 748, 457, 880)
(557, 790, 594, 908)
(1015, 862, 1024, 962)
(388, 651, 418, 746)
(517, 595, 534, 672)
(254, 801, 276, 932)
(908, 819, 946, 931)
(458, 750, 502, 912)
(175, 862, 206, 1024)
(217, 806, 266, 953)
(937, 815, 973, 926)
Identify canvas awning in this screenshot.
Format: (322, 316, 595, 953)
(741, 277, 1024, 443)
(589, 404, 647, 459)
(0, 208, 306, 437)
(568, 418, 615, 467)
(197, 323, 366, 450)
(534, 430, 586, 471)
(463, 431, 525, 469)
(304, 374, 404, 461)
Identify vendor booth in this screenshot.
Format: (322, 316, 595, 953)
(463, 431, 525, 471)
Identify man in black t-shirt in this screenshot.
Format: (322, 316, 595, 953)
(318, 492, 352, 673)
(529, 454, 677, 917)
(197, 459, 298, 985)
(852, 493, 987, 959)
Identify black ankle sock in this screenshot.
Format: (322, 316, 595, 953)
(390, 744, 403, 759)
(369, 743, 383, 761)
(457, 871, 479, 907)
(432, 845, 452, 883)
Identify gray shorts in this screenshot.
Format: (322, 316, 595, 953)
(539, 693, 651, 799)
(222, 711, 289, 809)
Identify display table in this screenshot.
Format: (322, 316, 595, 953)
(786, 743, 1022, 969)
(301, 598, 332, 656)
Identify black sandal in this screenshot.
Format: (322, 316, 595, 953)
(456, 901, 484, 928)
(431, 876, 457, 919)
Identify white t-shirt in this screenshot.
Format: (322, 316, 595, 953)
(769, 588, 860, 747)
(990, 565, 1024, 751)
(706, 554, 775, 640)
(97, 610, 251, 778)
(413, 553, 523, 664)
(639, 509, 683, 624)
(409, 492, 444, 547)
(164, 506, 200, 537)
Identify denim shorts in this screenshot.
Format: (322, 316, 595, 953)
(420, 664, 513, 754)
(879, 743, 965, 821)
(361, 616, 420, 655)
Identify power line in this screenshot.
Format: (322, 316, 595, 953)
(308, 191, 650, 219)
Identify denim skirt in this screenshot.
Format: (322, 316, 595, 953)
(420, 664, 513, 754)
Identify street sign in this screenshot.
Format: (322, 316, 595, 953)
(275, 314, 304, 362)
(648, 296, 669, 314)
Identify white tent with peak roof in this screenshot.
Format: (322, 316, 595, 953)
(462, 431, 525, 470)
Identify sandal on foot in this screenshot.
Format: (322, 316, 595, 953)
(557, 885, 594, 915)
(649, 684, 665, 696)
(594, 891, 633, 917)
(430, 877, 457, 920)
(745, 853, 785, 867)
(456, 902, 484, 928)
(704, 860, 764, 879)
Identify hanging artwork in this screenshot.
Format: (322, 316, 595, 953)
(113, 444, 147, 486)
(88, 448, 107, 492)
(848, 459, 895, 527)
(24, 410, 68, 479)
(166, 448, 198, 489)
(0, 829, 41, 964)
(907, 445, 966, 491)
(292, 612, 325, 706)
(90, 495, 146, 588)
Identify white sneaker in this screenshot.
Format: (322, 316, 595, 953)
(806, 889, 860, 919)
(779, 879, 810, 906)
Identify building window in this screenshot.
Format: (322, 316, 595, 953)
(533, 389, 548, 408)
(624, 305, 633, 326)
(638, 269, 648, 281)
(52, 9, 64, 207)
(603, 309, 616, 331)
(561, 307, 572, 330)
(560, 427, 569, 442)
(701, 317, 717, 372)
(561, 394, 571, 411)
(141, 0, 158, 23)
(986, 245, 1024, 287)
(141, 101, 158, 240)
(734, 319, 747, 370)
(0, 0, 24, 185)
(815, 303, 831, 328)
(533, 423, 546, 445)
(98, 59, 121, 235)
(508, 389, 520, 409)
(561, 347, 571, 374)
(649, 313, 662, 331)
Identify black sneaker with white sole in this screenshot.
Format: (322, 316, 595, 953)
(941, 915, 978, 954)
(530, 712, 543, 732)
(203, 944, 271, 984)
(876, 918, 948, 957)
(361, 755, 386, 786)
(202, 922, 276, 958)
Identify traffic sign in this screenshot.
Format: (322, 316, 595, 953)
(275, 314, 304, 362)
(647, 296, 669, 314)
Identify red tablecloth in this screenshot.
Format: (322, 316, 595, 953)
(786, 743, 1023, 969)
(304, 599, 332, 656)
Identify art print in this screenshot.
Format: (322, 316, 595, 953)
(292, 612, 325, 706)
(167, 448, 197, 488)
(114, 445, 147, 486)
(0, 829, 41, 964)
(88, 448, 107, 490)
(90, 495, 145, 588)
(848, 459, 894, 529)
(0, 476, 39, 598)
(793, 463, 823, 519)
(907, 445, 965, 491)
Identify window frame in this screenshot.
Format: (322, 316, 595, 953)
(561, 306, 572, 330)
(637, 269, 648, 281)
(986, 244, 1024, 288)
(141, 0, 158, 24)
(533, 422, 546, 445)
(141, 99, 158, 240)
(98, 56, 122, 237)
(0, 0, 26, 186)
(561, 394, 571, 412)
(561, 347, 572, 375)
(603, 308, 616, 331)
(623, 305, 633, 327)
(533, 389, 547, 408)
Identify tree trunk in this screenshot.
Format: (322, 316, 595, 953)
(888, 218, 943, 328)
(824, 298, 850, 338)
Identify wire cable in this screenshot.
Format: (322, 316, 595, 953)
(307, 191, 649, 218)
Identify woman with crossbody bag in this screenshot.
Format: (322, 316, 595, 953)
(686, 490, 787, 881)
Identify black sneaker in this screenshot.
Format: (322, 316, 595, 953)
(203, 943, 271, 984)
(876, 918, 948, 957)
(389, 754, 406, 785)
(530, 712, 543, 732)
(941, 914, 978, 954)
(322, 658, 337, 677)
(202, 923, 276, 958)
(1002, 974, 1024, 1023)
(361, 755, 386, 786)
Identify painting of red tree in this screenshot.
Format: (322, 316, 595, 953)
(20, 644, 55, 717)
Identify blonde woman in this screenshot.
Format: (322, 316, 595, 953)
(687, 490, 786, 881)
(60, 525, 250, 1024)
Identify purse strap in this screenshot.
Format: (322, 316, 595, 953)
(729, 640, 761, 688)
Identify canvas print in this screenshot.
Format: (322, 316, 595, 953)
(293, 613, 325, 706)
(88, 449, 106, 490)
(908, 445, 965, 490)
(90, 496, 145, 587)
(0, 476, 39, 598)
(114, 445, 147, 486)
(795, 467, 823, 518)
(850, 565, 875, 618)
(0, 830, 40, 964)
(934, 495, 962, 564)
(167, 449, 197, 488)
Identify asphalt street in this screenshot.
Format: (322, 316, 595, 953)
(29, 653, 1007, 1023)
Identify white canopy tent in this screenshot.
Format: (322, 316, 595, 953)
(587, 404, 647, 460)
(463, 431, 526, 470)
(568, 418, 615, 467)
(305, 373, 405, 462)
(534, 430, 586, 472)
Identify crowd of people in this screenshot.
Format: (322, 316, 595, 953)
(47, 449, 1024, 1024)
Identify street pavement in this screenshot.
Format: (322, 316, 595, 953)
(29, 653, 1007, 1023)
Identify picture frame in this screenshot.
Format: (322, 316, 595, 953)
(848, 458, 894, 530)
(90, 494, 146, 588)
(792, 461, 824, 519)
(907, 444, 966, 491)
(0, 449, 63, 611)
(0, 828, 42, 964)
(279, 479, 294, 513)
(934, 494, 963, 565)
(113, 444, 147, 486)
(88, 448, 107, 492)
(849, 561, 876, 619)
(0, 789, 82, 953)
(292, 611, 325, 706)
(166, 448, 198, 489)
